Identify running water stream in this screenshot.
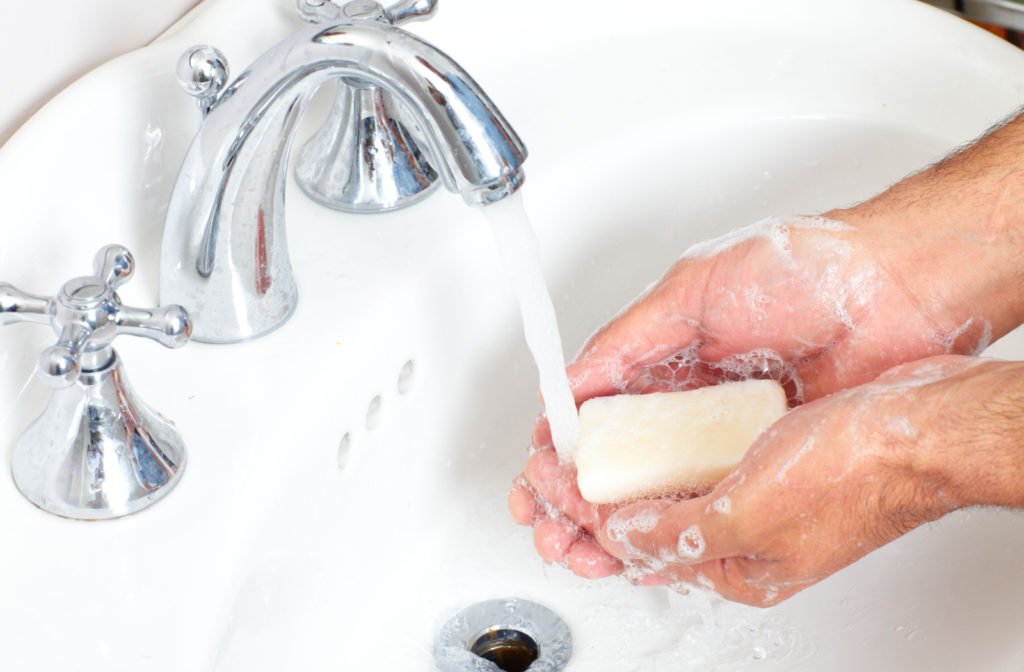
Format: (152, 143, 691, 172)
(483, 192, 579, 460)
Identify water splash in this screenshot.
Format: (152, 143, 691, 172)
(483, 192, 579, 460)
(578, 588, 807, 671)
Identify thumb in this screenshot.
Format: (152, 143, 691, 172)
(598, 496, 735, 567)
(600, 496, 796, 606)
(567, 281, 704, 402)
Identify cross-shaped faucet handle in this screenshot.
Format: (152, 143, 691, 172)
(296, 0, 437, 25)
(0, 244, 191, 388)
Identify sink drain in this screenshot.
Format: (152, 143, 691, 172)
(434, 598, 572, 672)
(469, 627, 540, 672)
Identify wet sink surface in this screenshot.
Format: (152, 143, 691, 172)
(1, 0, 1023, 670)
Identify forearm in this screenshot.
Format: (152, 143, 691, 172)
(827, 110, 1024, 344)
(912, 359, 1024, 510)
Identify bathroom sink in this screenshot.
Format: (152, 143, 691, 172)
(1, 0, 1023, 669)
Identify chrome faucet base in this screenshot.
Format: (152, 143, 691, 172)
(295, 81, 439, 213)
(12, 353, 186, 520)
(1, 245, 192, 520)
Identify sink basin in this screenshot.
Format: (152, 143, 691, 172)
(1, 0, 1023, 669)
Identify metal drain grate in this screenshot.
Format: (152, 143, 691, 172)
(434, 598, 572, 671)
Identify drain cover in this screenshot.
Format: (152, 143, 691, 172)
(434, 598, 572, 672)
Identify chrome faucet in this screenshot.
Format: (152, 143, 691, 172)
(1, 245, 191, 520)
(160, 0, 527, 343)
(293, 0, 443, 213)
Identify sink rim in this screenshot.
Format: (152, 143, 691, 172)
(1, 0, 1023, 670)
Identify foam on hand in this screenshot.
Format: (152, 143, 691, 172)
(574, 380, 788, 504)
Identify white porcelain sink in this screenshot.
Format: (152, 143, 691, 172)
(2, 0, 1024, 669)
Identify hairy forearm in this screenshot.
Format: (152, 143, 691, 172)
(913, 359, 1024, 510)
(827, 110, 1024, 344)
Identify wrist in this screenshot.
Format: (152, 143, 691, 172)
(833, 205, 1024, 351)
(908, 358, 1024, 510)
(824, 114, 1024, 346)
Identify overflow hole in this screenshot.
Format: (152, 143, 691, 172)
(468, 627, 539, 672)
(397, 359, 415, 394)
(365, 395, 382, 430)
(337, 433, 353, 469)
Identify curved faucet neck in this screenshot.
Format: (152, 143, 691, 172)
(160, 20, 526, 343)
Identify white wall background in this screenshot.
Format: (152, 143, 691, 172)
(0, 0, 201, 146)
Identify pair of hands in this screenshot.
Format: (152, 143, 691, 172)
(508, 215, 996, 606)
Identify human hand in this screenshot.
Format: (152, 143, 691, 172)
(594, 355, 1021, 605)
(566, 214, 992, 405)
(509, 215, 995, 584)
(513, 109, 1024, 597)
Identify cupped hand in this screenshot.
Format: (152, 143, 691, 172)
(509, 215, 992, 586)
(568, 215, 989, 405)
(595, 355, 990, 605)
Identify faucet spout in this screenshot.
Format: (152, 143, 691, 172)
(160, 19, 527, 343)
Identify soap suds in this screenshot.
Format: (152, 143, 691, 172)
(933, 316, 993, 356)
(743, 284, 776, 329)
(680, 215, 854, 260)
(972, 321, 993, 355)
(885, 415, 920, 439)
(695, 572, 716, 591)
(605, 507, 673, 572)
(641, 345, 805, 407)
(776, 436, 815, 485)
(606, 508, 661, 543)
(675, 524, 706, 561)
(711, 496, 732, 515)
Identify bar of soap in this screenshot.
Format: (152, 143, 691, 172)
(574, 380, 787, 503)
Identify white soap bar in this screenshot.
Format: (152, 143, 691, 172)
(575, 380, 788, 504)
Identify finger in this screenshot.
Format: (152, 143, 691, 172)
(600, 496, 817, 607)
(599, 496, 739, 567)
(597, 497, 776, 603)
(599, 499, 676, 561)
(621, 561, 674, 587)
(508, 477, 539, 526)
(532, 516, 580, 564)
(660, 557, 804, 607)
(565, 536, 624, 579)
(523, 447, 601, 531)
(531, 415, 553, 450)
(568, 274, 704, 401)
(533, 515, 625, 579)
(631, 570, 674, 587)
